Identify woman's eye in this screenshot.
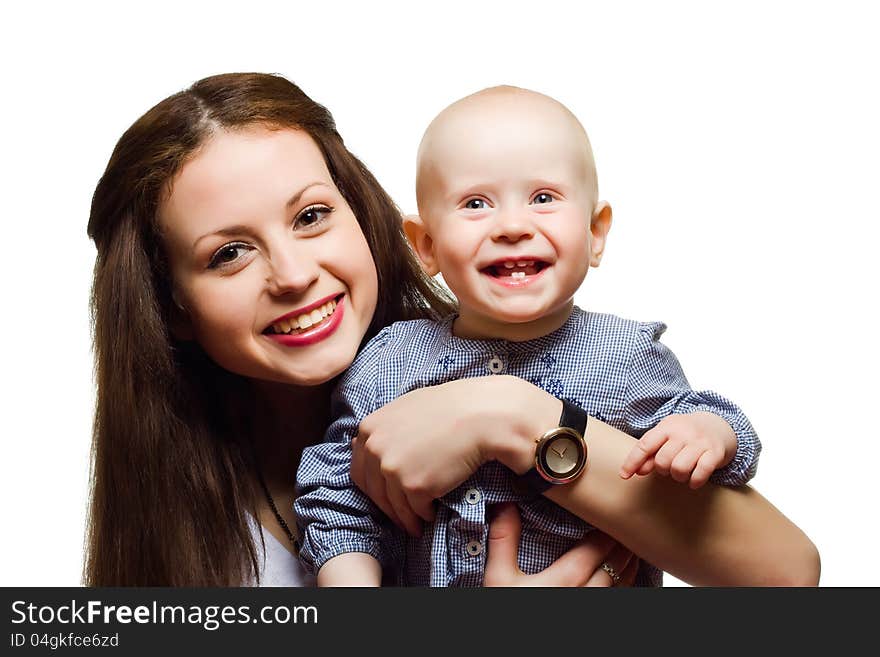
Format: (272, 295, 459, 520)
(531, 192, 555, 205)
(208, 243, 251, 269)
(464, 198, 488, 210)
(295, 204, 333, 229)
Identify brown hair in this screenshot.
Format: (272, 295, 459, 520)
(85, 73, 456, 585)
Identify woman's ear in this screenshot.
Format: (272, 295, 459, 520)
(589, 201, 613, 267)
(403, 214, 440, 276)
(169, 289, 194, 340)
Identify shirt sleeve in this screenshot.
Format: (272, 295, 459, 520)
(294, 327, 404, 575)
(622, 321, 761, 486)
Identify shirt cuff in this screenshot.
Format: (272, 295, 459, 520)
(301, 535, 384, 575)
(694, 406, 761, 486)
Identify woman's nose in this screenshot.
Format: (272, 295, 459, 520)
(265, 247, 319, 296)
(490, 210, 535, 243)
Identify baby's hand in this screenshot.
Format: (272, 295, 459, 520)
(619, 412, 737, 489)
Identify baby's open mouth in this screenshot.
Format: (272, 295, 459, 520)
(264, 296, 341, 335)
(481, 260, 549, 279)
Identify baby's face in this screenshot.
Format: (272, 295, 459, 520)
(414, 91, 609, 340)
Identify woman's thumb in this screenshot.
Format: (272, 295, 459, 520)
(484, 503, 522, 585)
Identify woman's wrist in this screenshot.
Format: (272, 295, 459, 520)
(479, 375, 563, 474)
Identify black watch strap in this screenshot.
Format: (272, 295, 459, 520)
(560, 399, 588, 437)
(515, 464, 555, 494)
(513, 400, 588, 495)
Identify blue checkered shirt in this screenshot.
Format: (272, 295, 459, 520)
(295, 308, 760, 586)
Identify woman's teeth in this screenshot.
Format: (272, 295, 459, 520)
(270, 300, 337, 334)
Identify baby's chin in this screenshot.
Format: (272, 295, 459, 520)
(456, 300, 572, 341)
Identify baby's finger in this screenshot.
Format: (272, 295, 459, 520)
(689, 449, 722, 489)
(620, 428, 667, 478)
(652, 439, 685, 477)
(636, 457, 655, 476)
(670, 446, 702, 483)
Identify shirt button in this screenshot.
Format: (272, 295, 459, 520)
(466, 540, 484, 556)
(464, 488, 482, 505)
(487, 356, 504, 374)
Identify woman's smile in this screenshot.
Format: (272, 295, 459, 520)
(264, 293, 346, 347)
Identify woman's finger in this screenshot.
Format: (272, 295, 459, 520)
(584, 543, 633, 587)
(617, 556, 640, 587)
(357, 448, 402, 528)
(385, 480, 423, 537)
(349, 434, 366, 491)
(484, 503, 524, 586)
(532, 531, 617, 586)
(405, 490, 437, 524)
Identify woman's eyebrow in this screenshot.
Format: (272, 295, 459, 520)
(191, 181, 332, 249)
(286, 181, 331, 208)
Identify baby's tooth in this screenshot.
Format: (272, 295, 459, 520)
(504, 262, 515, 269)
(297, 313, 313, 329)
(512, 271, 525, 279)
(516, 261, 528, 267)
(310, 309, 323, 324)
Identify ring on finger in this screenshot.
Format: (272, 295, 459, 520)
(600, 561, 621, 586)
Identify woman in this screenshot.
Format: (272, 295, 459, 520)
(85, 72, 818, 586)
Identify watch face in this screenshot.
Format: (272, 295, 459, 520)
(537, 427, 587, 483)
(544, 436, 580, 476)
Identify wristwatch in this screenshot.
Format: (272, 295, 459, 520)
(515, 400, 588, 494)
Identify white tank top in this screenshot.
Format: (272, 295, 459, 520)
(248, 515, 316, 587)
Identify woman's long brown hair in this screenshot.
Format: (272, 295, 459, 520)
(85, 73, 456, 585)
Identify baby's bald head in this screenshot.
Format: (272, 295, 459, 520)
(416, 86, 598, 215)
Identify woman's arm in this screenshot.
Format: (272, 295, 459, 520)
(352, 375, 820, 586)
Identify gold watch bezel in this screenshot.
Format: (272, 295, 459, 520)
(534, 426, 588, 484)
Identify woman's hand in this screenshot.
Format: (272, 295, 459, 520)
(350, 380, 490, 536)
(484, 503, 639, 587)
(350, 376, 561, 536)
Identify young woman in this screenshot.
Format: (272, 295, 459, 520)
(85, 73, 818, 586)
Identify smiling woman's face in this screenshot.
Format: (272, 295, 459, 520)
(159, 126, 379, 386)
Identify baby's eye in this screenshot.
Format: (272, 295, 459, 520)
(295, 204, 333, 229)
(531, 192, 555, 205)
(208, 242, 253, 269)
(464, 198, 488, 210)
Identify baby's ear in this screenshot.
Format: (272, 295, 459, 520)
(403, 214, 440, 276)
(589, 201, 613, 267)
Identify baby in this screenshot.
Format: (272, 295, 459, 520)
(295, 86, 761, 586)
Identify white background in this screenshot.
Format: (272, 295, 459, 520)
(2, 0, 877, 587)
